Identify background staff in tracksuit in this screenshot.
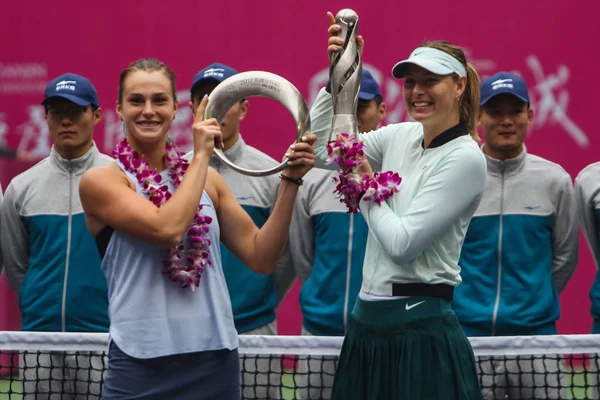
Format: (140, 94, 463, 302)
(186, 62, 295, 400)
(453, 72, 579, 400)
(576, 164, 600, 333)
(290, 69, 386, 400)
(575, 161, 600, 400)
(0, 73, 111, 399)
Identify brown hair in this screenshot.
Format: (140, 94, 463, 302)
(420, 41, 480, 142)
(118, 58, 177, 105)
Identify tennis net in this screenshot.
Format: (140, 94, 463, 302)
(0, 332, 598, 399)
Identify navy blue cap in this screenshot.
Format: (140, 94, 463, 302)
(480, 72, 529, 106)
(359, 69, 382, 101)
(42, 73, 99, 108)
(190, 62, 238, 95)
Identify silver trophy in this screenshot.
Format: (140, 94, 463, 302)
(204, 71, 311, 177)
(329, 8, 362, 141)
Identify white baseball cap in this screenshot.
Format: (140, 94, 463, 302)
(392, 47, 466, 78)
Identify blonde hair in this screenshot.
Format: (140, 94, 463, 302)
(420, 41, 481, 142)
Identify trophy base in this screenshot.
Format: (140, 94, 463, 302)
(329, 115, 359, 141)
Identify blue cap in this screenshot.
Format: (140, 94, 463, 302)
(190, 62, 238, 95)
(42, 73, 99, 108)
(359, 69, 382, 101)
(480, 72, 529, 106)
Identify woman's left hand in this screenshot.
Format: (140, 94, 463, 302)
(282, 133, 317, 180)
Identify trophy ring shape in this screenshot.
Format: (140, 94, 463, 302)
(204, 71, 311, 177)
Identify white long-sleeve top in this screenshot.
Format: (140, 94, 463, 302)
(310, 88, 487, 295)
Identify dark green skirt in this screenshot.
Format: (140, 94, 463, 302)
(331, 296, 481, 400)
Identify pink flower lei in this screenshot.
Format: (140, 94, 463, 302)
(327, 133, 402, 213)
(113, 138, 212, 291)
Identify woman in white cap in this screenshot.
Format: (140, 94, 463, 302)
(306, 12, 487, 399)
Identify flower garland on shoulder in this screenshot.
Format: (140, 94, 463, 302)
(113, 138, 212, 291)
(327, 133, 401, 213)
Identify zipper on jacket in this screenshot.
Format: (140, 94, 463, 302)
(61, 162, 74, 332)
(343, 213, 355, 332)
(491, 166, 505, 336)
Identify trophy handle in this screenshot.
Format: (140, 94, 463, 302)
(329, 8, 362, 141)
(204, 71, 311, 177)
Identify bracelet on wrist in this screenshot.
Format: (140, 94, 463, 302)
(279, 174, 303, 186)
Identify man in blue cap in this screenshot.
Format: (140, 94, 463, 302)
(355, 69, 387, 134)
(189, 63, 248, 152)
(290, 69, 386, 400)
(1, 72, 111, 399)
(452, 72, 578, 399)
(185, 62, 295, 400)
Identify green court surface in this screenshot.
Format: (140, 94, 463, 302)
(0, 374, 297, 399)
(0, 379, 20, 400)
(0, 371, 593, 399)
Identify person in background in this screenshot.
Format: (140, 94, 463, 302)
(576, 160, 600, 400)
(453, 72, 578, 399)
(576, 161, 600, 334)
(1, 72, 110, 399)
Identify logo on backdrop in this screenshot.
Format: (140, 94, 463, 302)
(16, 106, 50, 157)
(0, 113, 9, 147)
(308, 55, 589, 148)
(1, 54, 590, 159)
(0, 63, 48, 95)
(525, 56, 588, 148)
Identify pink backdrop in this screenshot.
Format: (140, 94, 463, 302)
(1, 0, 599, 336)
